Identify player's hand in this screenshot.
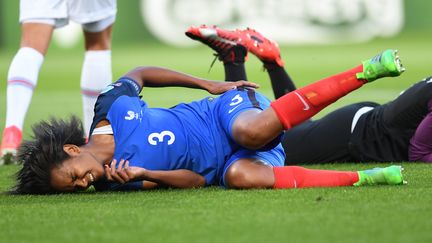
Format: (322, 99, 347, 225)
(104, 159, 146, 184)
(206, 80, 259, 95)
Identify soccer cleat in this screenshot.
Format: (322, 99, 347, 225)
(185, 25, 248, 62)
(239, 28, 284, 67)
(354, 165, 406, 186)
(356, 49, 405, 82)
(0, 126, 22, 165)
(185, 25, 284, 66)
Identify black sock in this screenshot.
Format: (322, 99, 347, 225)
(222, 45, 248, 81)
(224, 62, 247, 81)
(264, 62, 297, 99)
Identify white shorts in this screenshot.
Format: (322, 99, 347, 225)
(19, 0, 117, 32)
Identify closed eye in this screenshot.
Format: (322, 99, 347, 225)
(70, 173, 77, 182)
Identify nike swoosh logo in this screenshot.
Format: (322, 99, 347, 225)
(228, 105, 241, 114)
(294, 91, 310, 111)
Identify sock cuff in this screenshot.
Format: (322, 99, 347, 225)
(270, 101, 292, 129)
(81, 50, 113, 90)
(84, 50, 112, 61)
(273, 166, 296, 189)
(18, 47, 44, 61)
(7, 47, 44, 84)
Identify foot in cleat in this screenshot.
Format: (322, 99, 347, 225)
(186, 25, 284, 66)
(354, 165, 406, 186)
(185, 25, 248, 61)
(238, 28, 284, 67)
(356, 49, 405, 82)
(0, 125, 22, 165)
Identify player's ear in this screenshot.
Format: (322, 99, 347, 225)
(63, 144, 81, 156)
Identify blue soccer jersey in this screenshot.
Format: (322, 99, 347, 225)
(92, 77, 285, 190)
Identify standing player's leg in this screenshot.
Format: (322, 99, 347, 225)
(1, 22, 54, 163)
(81, 17, 115, 137)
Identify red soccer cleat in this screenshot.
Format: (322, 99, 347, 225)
(0, 125, 22, 165)
(185, 25, 249, 61)
(239, 28, 284, 67)
(186, 25, 284, 66)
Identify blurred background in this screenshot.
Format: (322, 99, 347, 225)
(0, 0, 431, 137)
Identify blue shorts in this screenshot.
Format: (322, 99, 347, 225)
(212, 87, 285, 187)
(215, 87, 272, 137)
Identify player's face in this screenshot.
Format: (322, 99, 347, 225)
(50, 153, 105, 192)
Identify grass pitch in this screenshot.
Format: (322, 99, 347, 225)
(0, 32, 432, 243)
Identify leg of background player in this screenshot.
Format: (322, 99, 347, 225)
(1, 23, 54, 163)
(81, 24, 114, 138)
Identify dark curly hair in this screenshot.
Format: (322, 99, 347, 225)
(11, 116, 86, 194)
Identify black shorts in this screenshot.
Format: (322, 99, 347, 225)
(283, 102, 378, 164)
(350, 77, 432, 162)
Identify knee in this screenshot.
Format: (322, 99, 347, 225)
(225, 167, 255, 189)
(232, 122, 266, 149)
(224, 161, 273, 189)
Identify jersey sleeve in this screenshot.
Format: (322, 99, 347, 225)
(89, 77, 142, 137)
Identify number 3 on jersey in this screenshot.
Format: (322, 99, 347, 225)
(148, 131, 175, 145)
(228, 94, 243, 114)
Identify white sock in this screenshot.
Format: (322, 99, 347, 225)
(81, 50, 112, 137)
(5, 47, 44, 130)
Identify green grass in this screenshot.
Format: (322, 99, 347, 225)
(1, 32, 432, 243)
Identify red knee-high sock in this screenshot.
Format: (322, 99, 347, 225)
(271, 65, 365, 128)
(273, 166, 359, 188)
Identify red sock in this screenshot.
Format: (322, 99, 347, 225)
(271, 65, 365, 128)
(273, 166, 359, 188)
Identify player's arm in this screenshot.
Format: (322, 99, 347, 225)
(140, 170, 206, 189)
(104, 159, 206, 189)
(123, 66, 259, 94)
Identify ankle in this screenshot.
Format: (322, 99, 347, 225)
(221, 45, 247, 64)
(263, 61, 280, 70)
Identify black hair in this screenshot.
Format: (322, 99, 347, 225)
(11, 116, 86, 194)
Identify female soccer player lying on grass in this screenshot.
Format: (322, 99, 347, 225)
(13, 27, 406, 194)
(197, 26, 432, 165)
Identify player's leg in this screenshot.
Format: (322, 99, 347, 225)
(0, 22, 54, 163)
(239, 28, 296, 99)
(81, 17, 115, 137)
(185, 25, 248, 81)
(186, 25, 296, 98)
(232, 50, 405, 149)
(224, 159, 405, 189)
(283, 102, 379, 164)
(264, 63, 297, 99)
